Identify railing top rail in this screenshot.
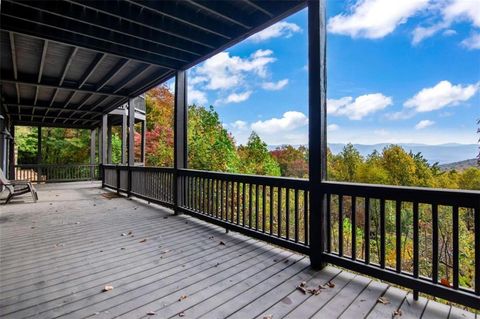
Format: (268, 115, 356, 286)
(179, 168, 309, 189)
(322, 181, 480, 208)
(15, 164, 98, 167)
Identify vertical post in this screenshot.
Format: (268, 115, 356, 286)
(101, 114, 108, 165)
(90, 128, 96, 180)
(121, 113, 127, 164)
(174, 70, 187, 215)
(8, 124, 15, 180)
(107, 122, 112, 164)
(141, 120, 146, 165)
(308, 0, 327, 269)
(37, 126, 42, 182)
(128, 98, 135, 196)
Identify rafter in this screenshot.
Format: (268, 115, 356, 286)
(8, 0, 204, 59)
(242, 0, 274, 17)
(65, 0, 217, 49)
(125, 0, 233, 40)
(1, 78, 127, 98)
(4, 103, 103, 115)
(78, 53, 105, 89)
(184, 0, 251, 29)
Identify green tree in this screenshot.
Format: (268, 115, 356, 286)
(188, 105, 240, 172)
(238, 132, 280, 176)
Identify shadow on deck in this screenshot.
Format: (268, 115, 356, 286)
(0, 182, 476, 319)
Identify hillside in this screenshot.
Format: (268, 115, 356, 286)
(439, 158, 478, 171)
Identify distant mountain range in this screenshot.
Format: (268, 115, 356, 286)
(268, 143, 478, 165)
(439, 159, 478, 171)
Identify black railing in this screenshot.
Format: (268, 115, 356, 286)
(101, 165, 480, 309)
(178, 169, 309, 254)
(15, 164, 100, 182)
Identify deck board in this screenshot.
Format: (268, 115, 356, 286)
(1, 182, 477, 319)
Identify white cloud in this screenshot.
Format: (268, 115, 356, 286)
(327, 0, 428, 39)
(443, 29, 457, 36)
(216, 91, 252, 104)
(461, 32, 480, 49)
(248, 21, 302, 42)
(192, 50, 276, 91)
(231, 120, 248, 130)
(327, 93, 393, 120)
(188, 87, 207, 105)
(404, 80, 479, 112)
(415, 119, 435, 129)
(412, 0, 480, 44)
(251, 111, 308, 134)
(261, 79, 289, 91)
(327, 124, 340, 131)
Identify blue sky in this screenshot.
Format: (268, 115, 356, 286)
(185, 0, 480, 146)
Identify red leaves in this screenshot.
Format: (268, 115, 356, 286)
(440, 278, 451, 287)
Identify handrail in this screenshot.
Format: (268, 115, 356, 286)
(14, 163, 100, 183)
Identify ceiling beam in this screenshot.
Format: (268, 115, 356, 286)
(78, 53, 106, 89)
(0, 17, 179, 69)
(125, 0, 235, 40)
(12, 0, 205, 59)
(96, 59, 130, 93)
(4, 103, 103, 115)
(65, 0, 218, 49)
(62, 94, 95, 123)
(1, 6, 184, 70)
(8, 32, 17, 80)
(13, 120, 98, 129)
(184, 0, 251, 29)
(1, 78, 128, 98)
(11, 113, 98, 123)
(113, 65, 153, 94)
(242, 0, 274, 17)
(32, 39, 49, 120)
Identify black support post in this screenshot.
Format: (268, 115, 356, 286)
(122, 113, 127, 164)
(37, 126, 42, 181)
(90, 128, 96, 180)
(127, 98, 135, 196)
(308, 0, 328, 269)
(101, 114, 108, 165)
(174, 70, 187, 215)
(8, 124, 15, 180)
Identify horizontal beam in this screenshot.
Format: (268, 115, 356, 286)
(10, 113, 98, 123)
(126, 0, 236, 39)
(0, 16, 178, 69)
(1, 77, 128, 98)
(3, 1, 188, 68)
(25, 0, 208, 59)
(184, 0, 252, 29)
(66, 0, 219, 50)
(13, 120, 97, 129)
(4, 103, 103, 115)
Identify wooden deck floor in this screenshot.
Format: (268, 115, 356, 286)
(0, 182, 477, 319)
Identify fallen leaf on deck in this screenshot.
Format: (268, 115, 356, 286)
(31, 226, 35, 229)
(178, 294, 187, 301)
(219, 241, 226, 246)
(147, 311, 156, 316)
(121, 248, 126, 250)
(393, 309, 402, 317)
(308, 288, 321, 295)
(103, 285, 114, 292)
(128, 231, 132, 235)
(299, 281, 307, 287)
(284, 259, 289, 263)
(161, 249, 170, 254)
(440, 278, 451, 287)
(179, 312, 185, 317)
(163, 216, 168, 219)
(139, 239, 147, 243)
(327, 281, 335, 288)
(209, 236, 214, 239)
(121, 233, 127, 236)
(263, 315, 273, 319)
(377, 297, 390, 304)
(214, 263, 220, 267)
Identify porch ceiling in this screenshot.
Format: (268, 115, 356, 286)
(0, 0, 306, 129)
